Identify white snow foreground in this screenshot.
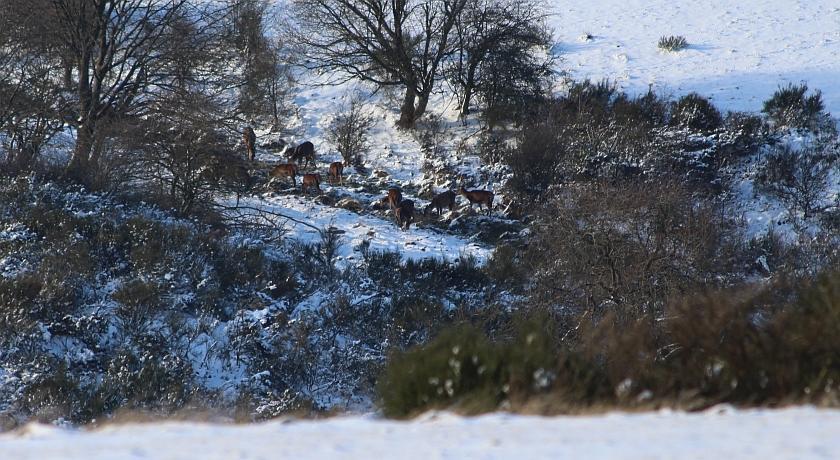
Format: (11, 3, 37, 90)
(3, 407, 840, 459)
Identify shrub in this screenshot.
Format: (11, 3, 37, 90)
(378, 270, 840, 416)
(326, 94, 373, 169)
(113, 280, 164, 339)
(412, 113, 446, 157)
(613, 89, 668, 127)
(755, 143, 838, 219)
(504, 117, 565, 197)
(658, 35, 687, 52)
(98, 344, 195, 413)
(523, 182, 738, 321)
(378, 323, 502, 415)
(719, 111, 768, 160)
(670, 93, 722, 132)
(762, 83, 825, 130)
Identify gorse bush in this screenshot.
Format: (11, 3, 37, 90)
(658, 35, 687, 52)
(670, 93, 722, 132)
(379, 270, 840, 416)
(378, 313, 557, 417)
(762, 83, 825, 130)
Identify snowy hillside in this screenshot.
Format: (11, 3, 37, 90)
(1, 0, 838, 436)
(551, 0, 840, 114)
(3, 407, 840, 459)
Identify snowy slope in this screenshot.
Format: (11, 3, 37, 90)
(551, 1, 840, 114)
(236, 192, 491, 266)
(4, 407, 840, 459)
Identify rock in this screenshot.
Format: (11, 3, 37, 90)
(335, 197, 363, 212)
(314, 195, 335, 206)
(259, 135, 287, 152)
(373, 170, 389, 178)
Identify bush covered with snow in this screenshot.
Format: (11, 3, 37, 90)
(763, 83, 827, 131)
(0, 176, 500, 427)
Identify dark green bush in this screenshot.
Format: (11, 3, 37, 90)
(378, 324, 503, 417)
(378, 314, 557, 417)
(762, 83, 825, 130)
(658, 35, 687, 52)
(379, 271, 840, 416)
(670, 93, 722, 132)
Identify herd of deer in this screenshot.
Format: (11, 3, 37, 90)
(243, 127, 494, 230)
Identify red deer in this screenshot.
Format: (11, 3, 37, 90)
(287, 141, 316, 169)
(301, 173, 321, 194)
(458, 185, 494, 215)
(243, 127, 256, 161)
(385, 188, 402, 209)
(328, 161, 344, 185)
(393, 199, 415, 229)
(424, 190, 456, 216)
(269, 163, 297, 187)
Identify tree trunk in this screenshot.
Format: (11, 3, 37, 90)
(460, 63, 478, 117)
(69, 54, 94, 178)
(397, 85, 417, 128)
(460, 87, 473, 118)
(414, 91, 430, 120)
(61, 57, 73, 88)
(67, 122, 94, 178)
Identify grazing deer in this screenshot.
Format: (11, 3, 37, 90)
(458, 185, 494, 215)
(301, 173, 321, 194)
(393, 199, 415, 230)
(269, 163, 297, 187)
(424, 190, 456, 216)
(328, 161, 344, 185)
(243, 126, 256, 161)
(288, 141, 316, 169)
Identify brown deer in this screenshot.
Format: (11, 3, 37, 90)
(301, 173, 321, 194)
(458, 185, 494, 215)
(269, 163, 297, 187)
(393, 199, 415, 230)
(287, 141, 316, 169)
(424, 190, 456, 216)
(328, 161, 344, 185)
(385, 188, 402, 209)
(243, 126, 256, 161)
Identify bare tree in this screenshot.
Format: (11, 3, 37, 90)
(326, 94, 374, 169)
(124, 90, 242, 216)
(38, 0, 194, 177)
(449, 0, 552, 118)
(757, 143, 839, 220)
(0, 0, 67, 170)
(229, 0, 296, 129)
(291, 0, 468, 128)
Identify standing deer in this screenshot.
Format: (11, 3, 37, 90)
(458, 185, 494, 215)
(269, 163, 297, 187)
(328, 161, 344, 185)
(287, 141, 316, 169)
(385, 188, 402, 209)
(393, 199, 415, 230)
(301, 173, 321, 194)
(243, 127, 256, 161)
(424, 190, 456, 216)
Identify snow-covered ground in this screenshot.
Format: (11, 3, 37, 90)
(245, 0, 840, 265)
(237, 192, 491, 266)
(3, 407, 840, 459)
(552, 0, 840, 115)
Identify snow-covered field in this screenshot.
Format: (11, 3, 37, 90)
(552, 0, 840, 115)
(3, 407, 840, 459)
